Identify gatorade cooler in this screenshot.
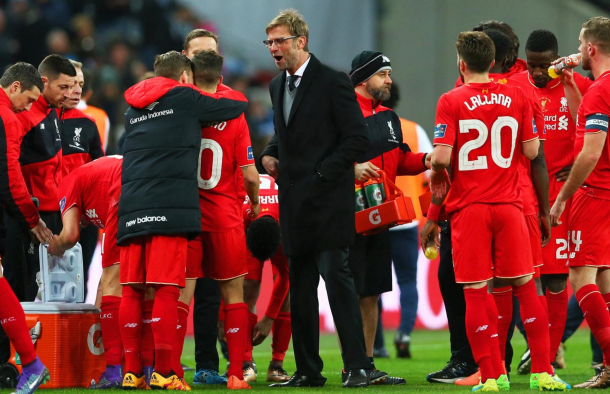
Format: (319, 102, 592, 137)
(355, 171, 417, 235)
(9, 303, 105, 388)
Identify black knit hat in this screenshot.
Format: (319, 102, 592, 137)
(350, 51, 392, 86)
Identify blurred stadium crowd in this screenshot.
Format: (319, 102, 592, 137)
(0, 0, 276, 159)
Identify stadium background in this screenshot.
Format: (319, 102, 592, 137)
(1, 0, 609, 333)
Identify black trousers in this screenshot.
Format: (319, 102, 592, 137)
(0, 211, 62, 363)
(438, 221, 516, 371)
(289, 247, 369, 378)
(193, 277, 221, 371)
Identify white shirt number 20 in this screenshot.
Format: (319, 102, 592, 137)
(458, 116, 518, 171)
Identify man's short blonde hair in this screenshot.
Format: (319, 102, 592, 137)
(266, 9, 309, 52)
(583, 16, 610, 54)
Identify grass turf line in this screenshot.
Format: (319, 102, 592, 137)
(41, 328, 593, 392)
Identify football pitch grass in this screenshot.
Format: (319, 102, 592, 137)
(48, 329, 593, 392)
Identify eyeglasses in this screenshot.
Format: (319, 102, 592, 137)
(263, 36, 300, 48)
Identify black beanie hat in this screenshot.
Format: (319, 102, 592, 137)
(350, 51, 392, 86)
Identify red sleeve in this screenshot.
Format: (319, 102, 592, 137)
(234, 115, 254, 167)
(575, 73, 594, 95)
(581, 85, 610, 134)
(57, 173, 81, 217)
(519, 90, 538, 143)
(433, 94, 457, 147)
(265, 251, 289, 319)
(397, 151, 427, 176)
(0, 119, 39, 228)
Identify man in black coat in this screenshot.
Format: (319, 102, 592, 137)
(259, 9, 371, 388)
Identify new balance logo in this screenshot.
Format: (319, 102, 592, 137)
(491, 334, 498, 338)
(524, 317, 537, 324)
(145, 102, 160, 111)
(86, 209, 98, 219)
(226, 328, 240, 334)
(124, 323, 138, 328)
(142, 318, 160, 323)
(475, 325, 488, 332)
(558, 115, 568, 131)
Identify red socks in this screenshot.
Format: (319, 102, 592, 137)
(120, 286, 145, 375)
(578, 285, 610, 363)
(100, 295, 123, 366)
(492, 286, 513, 361)
(547, 289, 568, 362)
(271, 312, 292, 362)
(151, 286, 179, 376)
(538, 294, 548, 318)
(225, 303, 248, 379)
(485, 293, 504, 377)
(464, 287, 498, 382)
(140, 299, 154, 369)
(513, 280, 552, 374)
(0, 278, 36, 365)
(244, 312, 257, 363)
(171, 302, 189, 378)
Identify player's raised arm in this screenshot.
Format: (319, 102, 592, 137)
(193, 87, 248, 124)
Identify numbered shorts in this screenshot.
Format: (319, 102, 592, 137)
(541, 198, 571, 274)
(185, 235, 205, 280)
(568, 189, 610, 268)
(120, 234, 187, 287)
(525, 214, 543, 268)
(451, 203, 534, 283)
(199, 226, 248, 281)
(245, 245, 287, 281)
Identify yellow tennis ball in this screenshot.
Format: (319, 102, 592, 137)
(424, 246, 438, 260)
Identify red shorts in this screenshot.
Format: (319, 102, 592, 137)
(101, 204, 120, 269)
(186, 235, 204, 280)
(451, 203, 534, 283)
(245, 245, 288, 281)
(568, 189, 610, 268)
(525, 214, 543, 268)
(119, 234, 187, 287)
(201, 226, 248, 280)
(541, 198, 571, 274)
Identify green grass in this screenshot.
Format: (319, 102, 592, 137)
(32, 329, 595, 392)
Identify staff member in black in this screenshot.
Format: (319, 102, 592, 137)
(260, 9, 371, 388)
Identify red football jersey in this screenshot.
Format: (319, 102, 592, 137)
(503, 78, 546, 216)
(575, 70, 610, 194)
(57, 155, 122, 229)
(198, 114, 255, 232)
(434, 82, 538, 213)
(243, 174, 279, 229)
(510, 71, 592, 199)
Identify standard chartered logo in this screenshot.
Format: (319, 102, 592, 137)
(558, 115, 568, 131)
(126, 215, 168, 227)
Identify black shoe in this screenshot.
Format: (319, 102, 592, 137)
(269, 373, 326, 388)
(368, 370, 388, 384)
(342, 369, 369, 388)
(426, 359, 478, 384)
(517, 348, 531, 375)
(376, 376, 406, 385)
(394, 332, 411, 358)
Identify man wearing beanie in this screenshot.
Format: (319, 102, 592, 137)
(350, 51, 430, 385)
(260, 9, 371, 388)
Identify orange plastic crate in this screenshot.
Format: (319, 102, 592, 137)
(10, 303, 105, 388)
(355, 171, 417, 235)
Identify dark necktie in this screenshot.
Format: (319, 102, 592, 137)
(288, 75, 299, 92)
